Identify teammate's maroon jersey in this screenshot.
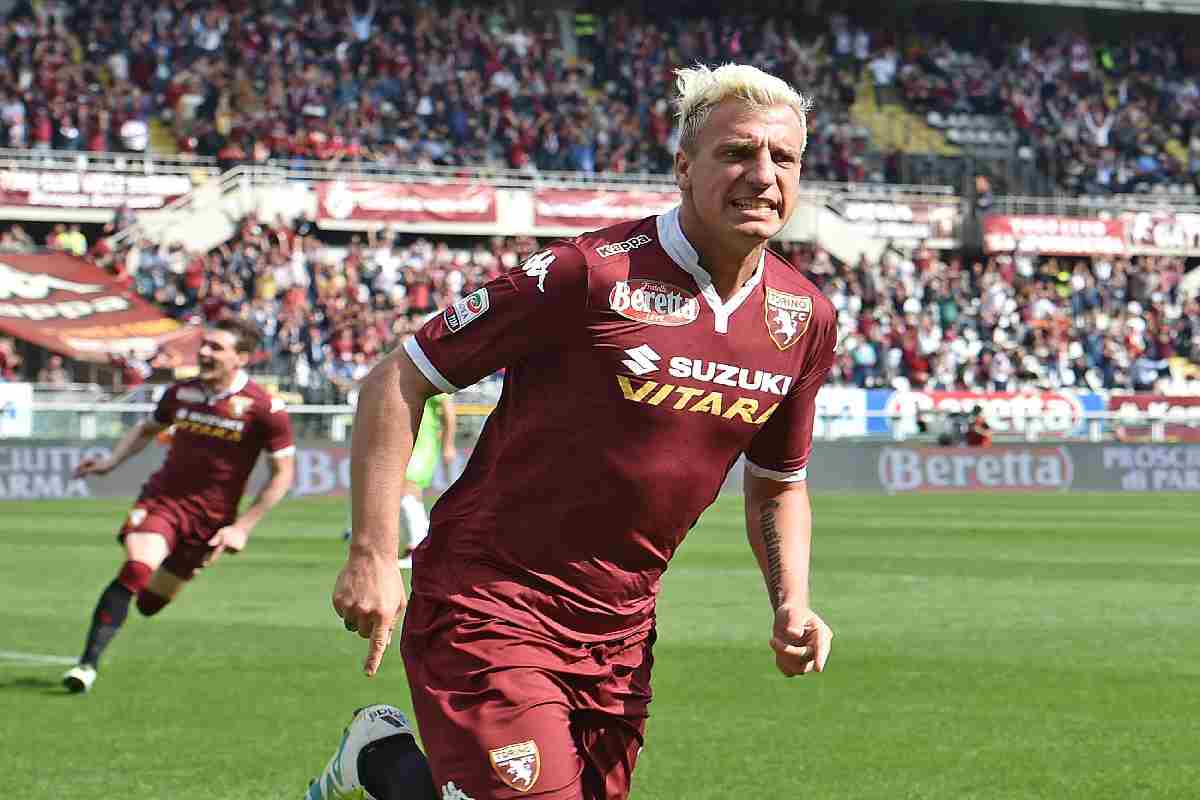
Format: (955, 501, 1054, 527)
(405, 208, 837, 642)
(142, 372, 294, 527)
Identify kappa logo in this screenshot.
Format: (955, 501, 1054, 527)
(595, 234, 652, 258)
(621, 344, 661, 376)
(444, 288, 490, 333)
(520, 251, 555, 293)
(764, 287, 813, 350)
(227, 395, 254, 418)
(441, 782, 475, 800)
(489, 740, 540, 793)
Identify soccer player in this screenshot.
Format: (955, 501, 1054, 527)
(317, 63, 838, 800)
(340, 394, 457, 569)
(62, 318, 295, 693)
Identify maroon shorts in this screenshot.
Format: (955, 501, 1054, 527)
(400, 594, 655, 800)
(117, 495, 222, 581)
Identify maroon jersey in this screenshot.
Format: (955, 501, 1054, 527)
(405, 209, 837, 642)
(143, 372, 294, 527)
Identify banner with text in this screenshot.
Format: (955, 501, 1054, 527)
(7, 440, 1198, 500)
(0, 169, 193, 210)
(982, 215, 1126, 255)
(1108, 394, 1200, 442)
(869, 388, 1107, 439)
(0, 253, 202, 362)
(316, 181, 497, 225)
(832, 199, 961, 248)
(533, 189, 679, 229)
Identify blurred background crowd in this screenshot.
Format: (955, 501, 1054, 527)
(0, 0, 1197, 401)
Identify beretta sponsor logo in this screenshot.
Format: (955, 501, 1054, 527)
(609, 279, 699, 326)
(878, 446, 1073, 493)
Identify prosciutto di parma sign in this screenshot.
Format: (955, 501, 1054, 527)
(0, 253, 200, 362)
(0, 170, 192, 210)
(317, 181, 497, 224)
(534, 189, 678, 229)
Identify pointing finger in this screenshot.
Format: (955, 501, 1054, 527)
(363, 621, 393, 677)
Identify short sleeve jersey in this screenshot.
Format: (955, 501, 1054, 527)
(406, 208, 837, 642)
(144, 372, 295, 527)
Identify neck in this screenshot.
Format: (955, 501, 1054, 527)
(678, 203, 764, 300)
(204, 371, 240, 396)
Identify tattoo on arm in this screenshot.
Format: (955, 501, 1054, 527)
(760, 499, 783, 610)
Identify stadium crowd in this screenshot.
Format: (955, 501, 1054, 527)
(895, 27, 1200, 195)
(0, 1, 873, 182)
(28, 215, 1177, 399)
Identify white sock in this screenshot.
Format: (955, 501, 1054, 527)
(400, 494, 429, 551)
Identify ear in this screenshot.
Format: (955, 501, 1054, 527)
(237, 351, 252, 368)
(674, 149, 691, 192)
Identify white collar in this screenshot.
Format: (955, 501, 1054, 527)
(656, 206, 764, 334)
(208, 370, 249, 401)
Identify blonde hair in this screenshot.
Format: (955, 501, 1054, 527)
(673, 63, 812, 154)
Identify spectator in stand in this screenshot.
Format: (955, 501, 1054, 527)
(110, 350, 154, 392)
(37, 354, 72, 385)
(0, 337, 23, 381)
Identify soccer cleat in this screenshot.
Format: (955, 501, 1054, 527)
(305, 704, 416, 800)
(62, 663, 97, 694)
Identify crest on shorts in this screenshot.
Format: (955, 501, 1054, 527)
(127, 508, 147, 529)
(764, 287, 812, 350)
(227, 395, 254, 418)
(488, 740, 540, 793)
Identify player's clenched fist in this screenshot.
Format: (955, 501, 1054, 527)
(770, 605, 833, 677)
(73, 456, 115, 478)
(333, 553, 408, 677)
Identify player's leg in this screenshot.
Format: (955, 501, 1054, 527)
(304, 705, 437, 800)
(400, 436, 439, 560)
(400, 596, 593, 799)
(65, 526, 171, 693)
(571, 630, 655, 800)
(571, 710, 646, 800)
(134, 537, 212, 616)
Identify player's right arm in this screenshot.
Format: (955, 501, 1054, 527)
(336, 242, 586, 676)
(73, 419, 168, 477)
(334, 345, 438, 677)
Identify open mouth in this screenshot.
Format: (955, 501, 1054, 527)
(731, 198, 777, 213)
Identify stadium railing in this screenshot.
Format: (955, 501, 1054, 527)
(20, 401, 1186, 444)
(0, 147, 220, 177)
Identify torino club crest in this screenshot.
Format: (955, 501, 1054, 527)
(764, 287, 812, 350)
(488, 740, 540, 793)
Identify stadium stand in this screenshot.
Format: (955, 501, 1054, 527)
(0, 1, 1197, 402)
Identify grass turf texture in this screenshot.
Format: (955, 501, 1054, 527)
(2, 493, 1198, 799)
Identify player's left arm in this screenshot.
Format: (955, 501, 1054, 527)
(743, 300, 838, 677)
(211, 401, 296, 557)
(438, 393, 457, 468)
(744, 474, 831, 677)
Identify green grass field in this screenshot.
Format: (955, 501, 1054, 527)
(3, 492, 1199, 799)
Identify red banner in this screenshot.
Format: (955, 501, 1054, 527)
(316, 181, 496, 224)
(534, 189, 679, 229)
(982, 215, 1126, 255)
(0, 170, 192, 210)
(1109, 395, 1200, 442)
(0, 253, 201, 363)
(835, 199, 961, 246)
(1120, 211, 1200, 255)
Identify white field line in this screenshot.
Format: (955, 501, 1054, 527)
(0, 649, 77, 666)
